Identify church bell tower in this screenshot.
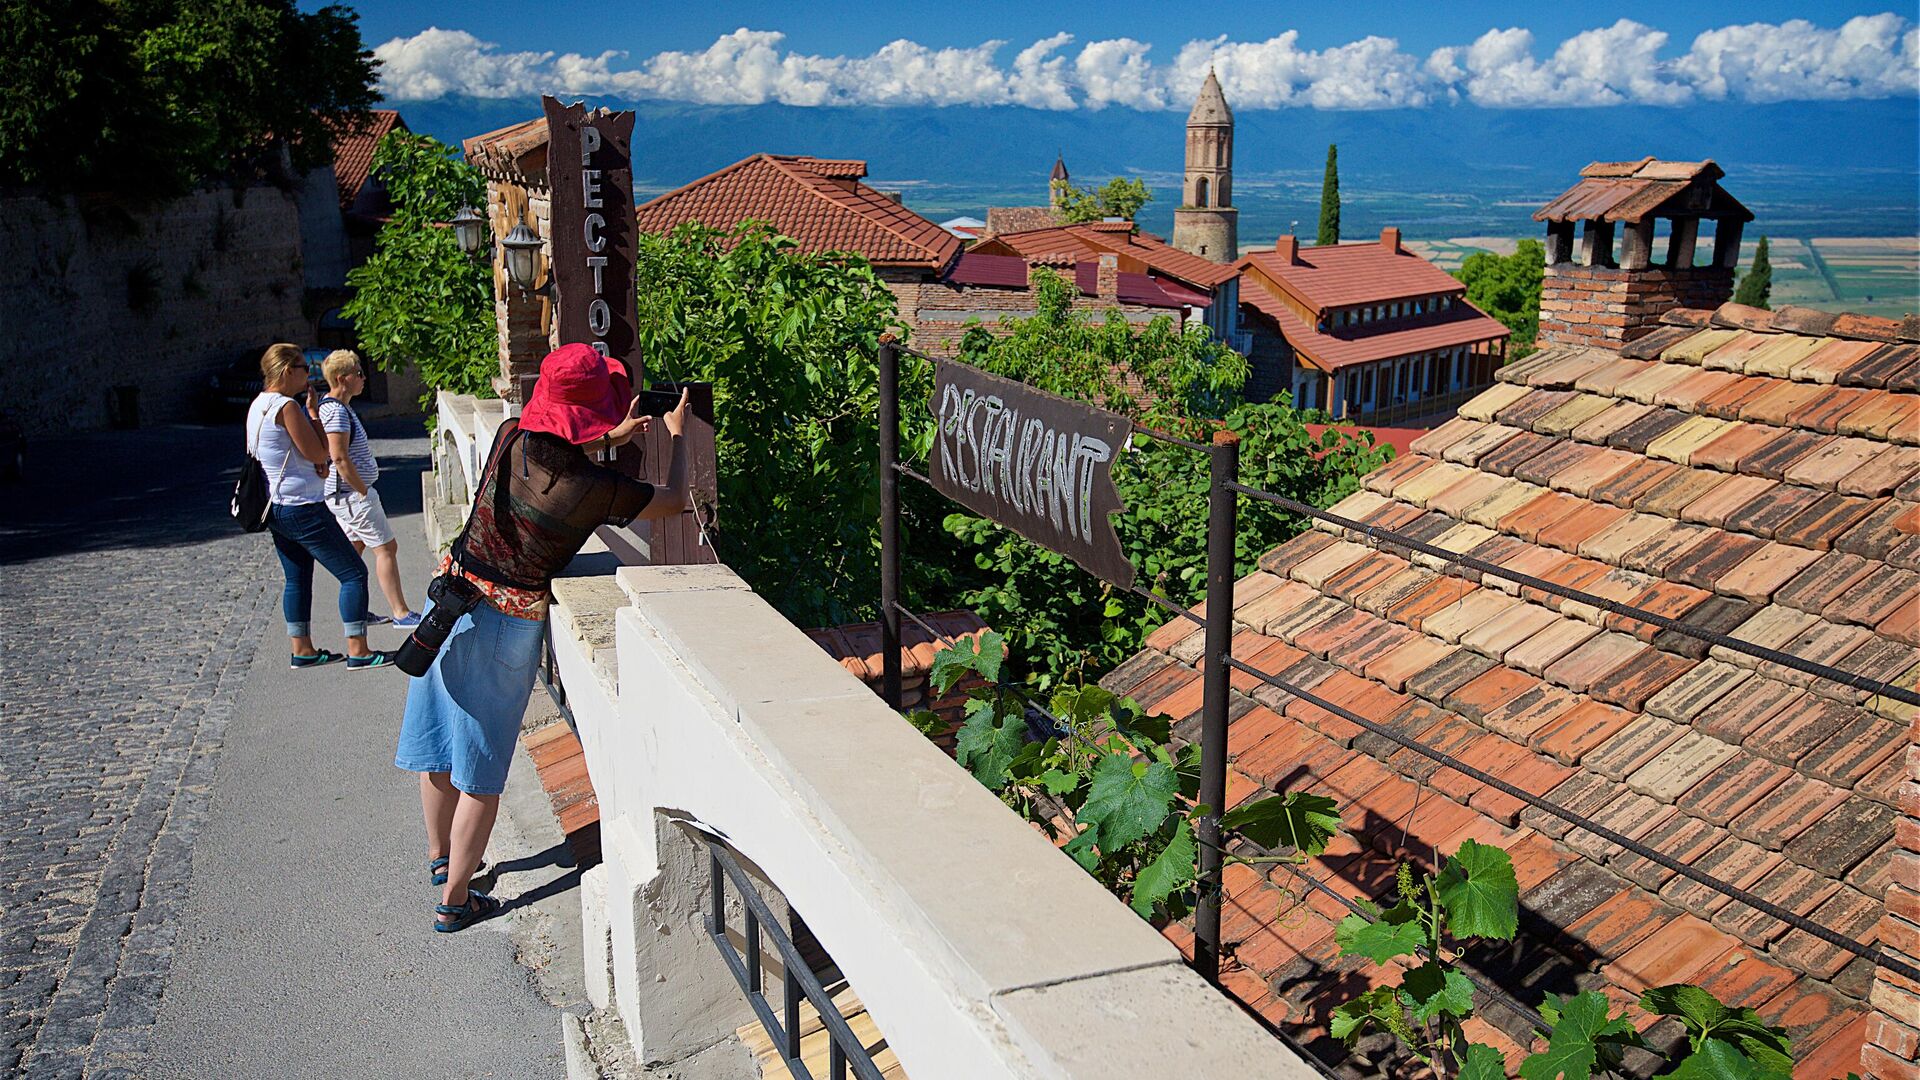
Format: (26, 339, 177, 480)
(1172, 68, 1238, 263)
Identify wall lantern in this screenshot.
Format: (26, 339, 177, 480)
(500, 222, 545, 292)
(449, 206, 486, 255)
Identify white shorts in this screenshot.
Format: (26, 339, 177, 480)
(326, 486, 396, 547)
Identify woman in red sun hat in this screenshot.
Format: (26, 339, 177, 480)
(395, 342, 689, 932)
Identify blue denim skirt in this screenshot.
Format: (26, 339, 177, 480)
(395, 599, 546, 796)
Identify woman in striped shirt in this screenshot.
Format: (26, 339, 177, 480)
(319, 350, 419, 628)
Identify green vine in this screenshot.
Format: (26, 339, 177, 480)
(1332, 843, 1806, 1079)
(914, 633, 1340, 919)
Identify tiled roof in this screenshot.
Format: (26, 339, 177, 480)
(462, 116, 548, 183)
(1535, 158, 1753, 226)
(1241, 287, 1509, 371)
(1071, 263, 1198, 311)
(1108, 301, 1920, 1075)
(634, 154, 962, 270)
(944, 252, 1029, 288)
(1240, 240, 1472, 314)
(971, 221, 1239, 290)
(326, 109, 404, 210)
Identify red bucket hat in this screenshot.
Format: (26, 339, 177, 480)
(519, 343, 632, 444)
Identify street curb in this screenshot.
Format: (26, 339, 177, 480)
(562, 1011, 598, 1080)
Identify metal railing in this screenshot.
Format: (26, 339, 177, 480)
(705, 839, 887, 1080)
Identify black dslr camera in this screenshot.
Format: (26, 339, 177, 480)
(394, 573, 486, 676)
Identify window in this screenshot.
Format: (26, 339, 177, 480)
(1195, 177, 1209, 207)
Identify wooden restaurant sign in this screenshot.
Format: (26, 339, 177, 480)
(542, 96, 641, 380)
(931, 360, 1136, 588)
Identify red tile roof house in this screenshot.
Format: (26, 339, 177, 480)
(968, 219, 1243, 349)
(327, 108, 407, 262)
(631, 154, 1220, 355)
(1106, 159, 1920, 1078)
(1238, 227, 1512, 424)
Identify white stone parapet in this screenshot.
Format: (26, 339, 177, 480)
(543, 559, 1318, 1079)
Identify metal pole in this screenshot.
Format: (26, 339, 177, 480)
(877, 336, 903, 710)
(1193, 428, 1239, 985)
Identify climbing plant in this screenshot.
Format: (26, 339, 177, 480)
(913, 632, 1340, 918)
(1331, 843, 1803, 1079)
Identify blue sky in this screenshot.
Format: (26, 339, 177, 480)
(340, 2, 1920, 110)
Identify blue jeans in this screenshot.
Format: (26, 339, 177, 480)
(267, 501, 369, 638)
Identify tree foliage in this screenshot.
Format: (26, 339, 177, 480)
(0, 0, 378, 195)
(1456, 239, 1544, 359)
(341, 131, 496, 399)
(941, 269, 1389, 690)
(1318, 144, 1341, 246)
(1057, 176, 1154, 223)
(632, 221, 921, 627)
(1734, 235, 1772, 310)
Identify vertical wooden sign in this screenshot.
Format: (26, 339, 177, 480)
(542, 96, 641, 385)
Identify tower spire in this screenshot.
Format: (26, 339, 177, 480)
(1173, 67, 1237, 261)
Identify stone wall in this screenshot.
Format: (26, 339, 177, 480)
(1537, 263, 1733, 350)
(0, 187, 310, 434)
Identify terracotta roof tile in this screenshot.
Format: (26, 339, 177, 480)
(326, 109, 405, 209)
(1775, 492, 1883, 550)
(635, 154, 961, 269)
(1146, 299, 1919, 1069)
(1837, 343, 1920, 388)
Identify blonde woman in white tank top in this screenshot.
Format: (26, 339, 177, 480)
(247, 344, 394, 671)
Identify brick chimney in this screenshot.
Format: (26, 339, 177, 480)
(1275, 235, 1298, 264)
(1096, 253, 1119, 300)
(1535, 158, 1747, 349)
(1380, 226, 1401, 253)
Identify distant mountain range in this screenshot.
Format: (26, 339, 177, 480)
(394, 96, 1919, 242)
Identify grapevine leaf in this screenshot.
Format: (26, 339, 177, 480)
(1038, 768, 1081, 797)
(929, 630, 1005, 694)
(1076, 753, 1179, 850)
(1663, 1039, 1767, 1080)
(1518, 992, 1638, 1080)
(1129, 817, 1196, 917)
(1329, 986, 1402, 1045)
(1458, 1044, 1509, 1080)
(1639, 985, 1791, 1071)
(1335, 912, 1427, 964)
(1434, 839, 1520, 941)
(954, 697, 1025, 788)
(1005, 739, 1050, 781)
(1402, 961, 1475, 1023)
(903, 710, 946, 737)
(1061, 830, 1099, 872)
(1637, 984, 1730, 1035)
(1220, 790, 1342, 854)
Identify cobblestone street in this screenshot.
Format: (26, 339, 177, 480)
(1, 424, 281, 1078)
(0, 420, 567, 1079)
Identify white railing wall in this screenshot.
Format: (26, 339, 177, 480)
(433, 391, 1318, 1078)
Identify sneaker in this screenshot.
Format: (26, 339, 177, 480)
(389, 612, 423, 629)
(291, 649, 345, 669)
(366, 612, 393, 626)
(347, 650, 399, 671)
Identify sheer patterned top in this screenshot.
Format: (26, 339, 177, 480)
(450, 421, 654, 610)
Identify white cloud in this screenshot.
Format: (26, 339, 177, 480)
(1677, 14, 1920, 102)
(371, 16, 1920, 110)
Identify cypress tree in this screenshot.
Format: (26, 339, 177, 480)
(1733, 235, 1772, 310)
(1317, 144, 1340, 245)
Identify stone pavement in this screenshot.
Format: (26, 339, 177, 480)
(1, 420, 572, 1079)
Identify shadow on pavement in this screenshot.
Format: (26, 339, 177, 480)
(0, 416, 427, 565)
